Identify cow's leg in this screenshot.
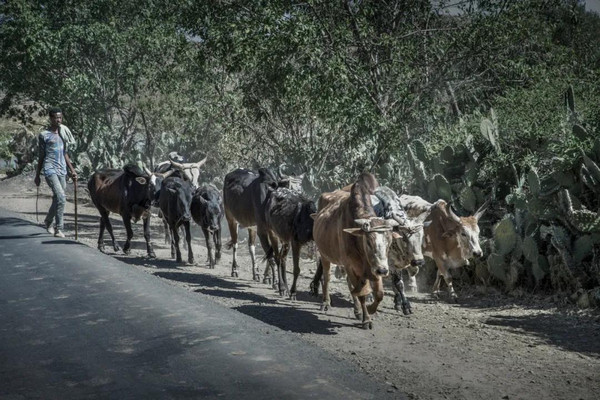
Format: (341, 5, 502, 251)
(122, 217, 134, 255)
(203, 227, 215, 268)
(258, 231, 280, 291)
(180, 226, 188, 251)
(97, 209, 108, 252)
(169, 227, 176, 259)
(309, 256, 323, 297)
(367, 277, 385, 315)
(441, 268, 457, 301)
(346, 274, 362, 320)
(407, 265, 419, 293)
(101, 211, 121, 252)
(184, 221, 194, 264)
(392, 270, 412, 315)
(277, 240, 291, 297)
(214, 228, 222, 264)
(358, 295, 372, 330)
(268, 233, 288, 296)
(225, 214, 240, 278)
(320, 258, 332, 312)
(143, 215, 156, 258)
(172, 225, 182, 263)
(248, 228, 259, 281)
(432, 269, 443, 294)
(163, 218, 170, 245)
(289, 241, 301, 301)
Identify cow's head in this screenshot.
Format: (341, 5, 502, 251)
(164, 179, 193, 223)
(395, 211, 430, 266)
(193, 188, 223, 233)
(344, 217, 400, 277)
(170, 156, 207, 189)
(443, 200, 489, 259)
(124, 165, 155, 220)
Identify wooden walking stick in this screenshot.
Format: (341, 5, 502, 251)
(73, 176, 78, 240)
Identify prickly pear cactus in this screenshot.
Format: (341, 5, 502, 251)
(527, 169, 540, 195)
(487, 253, 507, 283)
(459, 186, 477, 212)
(493, 217, 517, 256)
(523, 236, 539, 263)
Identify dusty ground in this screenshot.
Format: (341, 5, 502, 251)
(1, 172, 599, 400)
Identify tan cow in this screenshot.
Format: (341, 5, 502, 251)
(312, 173, 399, 329)
(400, 195, 488, 300)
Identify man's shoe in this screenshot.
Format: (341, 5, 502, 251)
(54, 230, 65, 238)
(43, 223, 55, 235)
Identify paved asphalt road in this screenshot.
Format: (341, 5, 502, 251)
(0, 208, 403, 399)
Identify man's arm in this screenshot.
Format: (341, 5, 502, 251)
(65, 152, 77, 180)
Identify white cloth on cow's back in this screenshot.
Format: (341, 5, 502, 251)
(373, 186, 408, 224)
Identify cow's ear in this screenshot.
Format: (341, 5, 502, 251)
(392, 232, 402, 240)
(167, 187, 177, 194)
(135, 177, 147, 185)
(343, 227, 365, 237)
(310, 213, 318, 220)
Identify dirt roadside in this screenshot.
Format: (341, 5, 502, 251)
(1, 172, 599, 400)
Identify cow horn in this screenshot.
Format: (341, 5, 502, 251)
(354, 218, 370, 232)
(143, 167, 152, 176)
(385, 219, 400, 228)
(170, 160, 185, 170)
(447, 203, 462, 223)
(195, 156, 208, 169)
(278, 163, 288, 178)
(474, 198, 491, 221)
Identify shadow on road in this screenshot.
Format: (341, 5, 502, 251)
(233, 304, 345, 334)
(484, 313, 600, 357)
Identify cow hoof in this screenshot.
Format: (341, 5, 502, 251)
(114, 245, 122, 252)
(231, 271, 239, 278)
(253, 274, 261, 281)
(148, 251, 157, 259)
(289, 293, 297, 301)
(362, 321, 373, 330)
(188, 258, 194, 265)
(402, 306, 411, 316)
(176, 258, 183, 263)
(123, 249, 131, 255)
(98, 246, 106, 253)
(320, 304, 329, 312)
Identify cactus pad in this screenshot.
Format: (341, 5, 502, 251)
(523, 236, 539, 263)
(487, 253, 507, 283)
(494, 217, 517, 256)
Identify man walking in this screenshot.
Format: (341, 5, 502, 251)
(34, 107, 77, 238)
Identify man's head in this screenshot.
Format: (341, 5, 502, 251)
(49, 107, 63, 129)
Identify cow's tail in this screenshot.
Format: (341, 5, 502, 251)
(309, 258, 323, 297)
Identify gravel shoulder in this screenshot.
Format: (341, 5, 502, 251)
(2, 172, 599, 400)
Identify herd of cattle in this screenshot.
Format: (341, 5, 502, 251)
(86, 156, 488, 329)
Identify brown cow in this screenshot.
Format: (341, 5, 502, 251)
(400, 195, 488, 300)
(312, 173, 399, 329)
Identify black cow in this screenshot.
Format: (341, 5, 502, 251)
(223, 168, 288, 291)
(265, 187, 316, 300)
(88, 165, 157, 257)
(191, 183, 224, 268)
(159, 176, 195, 264)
